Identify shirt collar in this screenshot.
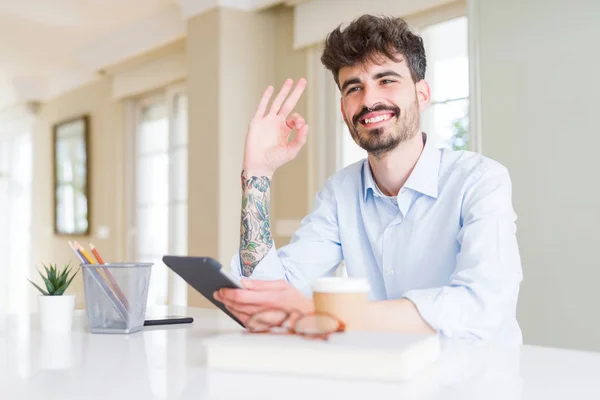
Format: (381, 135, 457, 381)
(363, 132, 441, 201)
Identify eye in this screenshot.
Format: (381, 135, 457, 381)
(346, 86, 360, 95)
(381, 79, 395, 85)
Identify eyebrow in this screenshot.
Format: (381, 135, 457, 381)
(340, 70, 403, 93)
(373, 70, 402, 80)
(341, 77, 361, 93)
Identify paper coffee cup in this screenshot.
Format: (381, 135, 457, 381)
(312, 277, 370, 330)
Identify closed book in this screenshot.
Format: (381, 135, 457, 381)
(202, 330, 440, 382)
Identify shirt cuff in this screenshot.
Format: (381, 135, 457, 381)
(402, 287, 449, 336)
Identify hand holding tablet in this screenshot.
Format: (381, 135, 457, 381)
(162, 255, 245, 327)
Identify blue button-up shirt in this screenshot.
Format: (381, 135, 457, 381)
(230, 134, 523, 343)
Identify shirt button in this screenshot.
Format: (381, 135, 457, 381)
(387, 269, 395, 276)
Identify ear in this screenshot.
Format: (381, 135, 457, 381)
(415, 79, 431, 111)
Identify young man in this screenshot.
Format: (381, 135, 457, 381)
(214, 15, 523, 343)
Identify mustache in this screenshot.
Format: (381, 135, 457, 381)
(353, 104, 401, 126)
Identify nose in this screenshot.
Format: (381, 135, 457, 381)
(361, 83, 382, 111)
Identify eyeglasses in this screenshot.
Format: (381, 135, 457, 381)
(246, 308, 346, 340)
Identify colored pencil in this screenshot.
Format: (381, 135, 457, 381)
(68, 241, 87, 264)
(74, 241, 94, 264)
(88, 242, 130, 310)
(89, 242, 105, 264)
(75, 241, 130, 309)
(67, 241, 130, 319)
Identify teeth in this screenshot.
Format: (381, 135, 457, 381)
(364, 114, 391, 124)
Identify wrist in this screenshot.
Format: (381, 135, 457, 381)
(241, 166, 274, 180)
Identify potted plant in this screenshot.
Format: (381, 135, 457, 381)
(28, 262, 79, 333)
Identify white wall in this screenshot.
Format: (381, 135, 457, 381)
(472, 0, 600, 351)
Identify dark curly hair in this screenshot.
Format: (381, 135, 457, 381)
(321, 15, 426, 88)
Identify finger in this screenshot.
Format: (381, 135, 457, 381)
(220, 294, 270, 315)
(268, 79, 293, 116)
(287, 309, 304, 326)
(216, 291, 269, 320)
(214, 290, 227, 303)
(285, 113, 305, 130)
(225, 301, 268, 317)
(215, 291, 238, 308)
(278, 78, 307, 117)
(217, 293, 249, 310)
(242, 278, 290, 291)
(219, 287, 277, 304)
(287, 123, 309, 159)
(224, 305, 251, 326)
(254, 85, 274, 119)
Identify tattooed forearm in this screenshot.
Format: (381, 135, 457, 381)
(240, 170, 273, 277)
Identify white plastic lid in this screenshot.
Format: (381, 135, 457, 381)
(311, 277, 370, 293)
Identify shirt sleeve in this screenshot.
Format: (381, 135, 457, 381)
(402, 164, 523, 340)
(229, 179, 343, 296)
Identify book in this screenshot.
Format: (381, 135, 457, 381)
(202, 330, 440, 382)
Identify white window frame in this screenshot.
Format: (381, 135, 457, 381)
(306, 42, 339, 208)
(125, 81, 188, 307)
(0, 105, 35, 314)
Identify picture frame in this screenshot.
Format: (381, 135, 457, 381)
(52, 115, 90, 236)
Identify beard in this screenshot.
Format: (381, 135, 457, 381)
(347, 96, 420, 158)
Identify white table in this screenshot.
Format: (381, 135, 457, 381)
(1, 306, 599, 400)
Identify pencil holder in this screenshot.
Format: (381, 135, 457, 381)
(81, 263, 153, 334)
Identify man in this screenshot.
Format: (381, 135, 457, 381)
(214, 15, 523, 343)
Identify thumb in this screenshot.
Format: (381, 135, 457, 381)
(285, 113, 305, 131)
(287, 124, 309, 158)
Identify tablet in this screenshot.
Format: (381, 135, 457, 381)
(162, 255, 245, 327)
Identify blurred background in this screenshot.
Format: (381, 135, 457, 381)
(0, 0, 598, 352)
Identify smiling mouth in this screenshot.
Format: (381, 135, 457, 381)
(360, 112, 396, 127)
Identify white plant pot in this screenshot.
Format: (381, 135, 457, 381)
(38, 294, 75, 333)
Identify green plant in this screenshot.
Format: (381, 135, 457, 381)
(451, 113, 470, 151)
(27, 262, 79, 296)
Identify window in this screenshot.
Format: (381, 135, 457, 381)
(54, 118, 89, 234)
(420, 16, 469, 150)
(0, 131, 32, 313)
(337, 16, 470, 169)
(129, 84, 188, 307)
(336, 91, 367, 169)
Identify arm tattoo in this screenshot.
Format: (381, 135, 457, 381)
(240, 170, 273, 277)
